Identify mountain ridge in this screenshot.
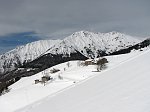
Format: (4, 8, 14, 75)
(0, 39, 61, 74)
(0, 31, 140, 74)
(45, 31, 140, 57)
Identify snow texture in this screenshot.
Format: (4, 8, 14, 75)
(17, 47, 150, 112)
(0, 47, 149, 112)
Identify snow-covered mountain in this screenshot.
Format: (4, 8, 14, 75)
(0, 31, 140, 74)
(45, 31, 140, 58)
(23, 31, 140, 78)
(0, 39, 61, 73)
(0, 47, 150, 112)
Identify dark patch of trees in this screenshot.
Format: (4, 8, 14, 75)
(0, 76, 21, 95)
(96, 50, 107, 58)
(22, 51, 87, 71)
(110, 39, 150, 55)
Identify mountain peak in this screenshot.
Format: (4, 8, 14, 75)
(0, 30, 141, 74)
(71, 30, 93, 37)
(71, 30, 132, 39)
(46, 30, 140, 58)
(107, 31, 121, 34)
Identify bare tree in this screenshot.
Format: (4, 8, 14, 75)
(96, 58, 108, 72)
(67, 62, 70, 67)
(80, 61, 86, 66)
(58, 75, 63, 80)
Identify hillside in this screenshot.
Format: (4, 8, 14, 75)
(16, 46, 150, 112)
(0, 47, 149, 112)
(110, 38, 150, 55)
(17, 31, 141, 78)
(0, 31, 140, 75)
(0, 39, 61, 74)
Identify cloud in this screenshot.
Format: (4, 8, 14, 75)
(0, 0, 150, 38)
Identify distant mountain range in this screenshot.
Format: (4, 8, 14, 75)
(0, 31, 142, 79)
(0, 39, 61, 74)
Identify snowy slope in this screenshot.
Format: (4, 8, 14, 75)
(45, 31, 140, 58)
(16, 48, 150, 112)
(0, 39, 61, 73)
(0, 47, 149, 112)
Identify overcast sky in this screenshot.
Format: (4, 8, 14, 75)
(0, 0, 150, 39)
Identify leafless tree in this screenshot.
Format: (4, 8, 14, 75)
(67, 62, 70, 67)
(58, 75, 63, 80)
(96, 58, 108, 72)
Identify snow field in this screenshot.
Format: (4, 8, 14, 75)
(17, 48, 150, 112)
(0, 49, 148, 112)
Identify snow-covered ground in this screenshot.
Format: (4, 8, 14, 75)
(0, 47, 149, 112)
